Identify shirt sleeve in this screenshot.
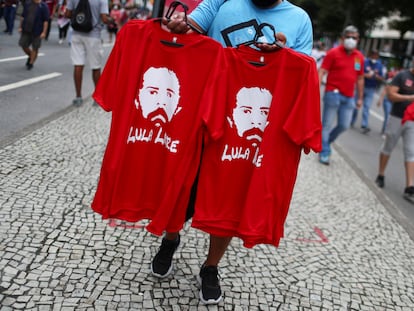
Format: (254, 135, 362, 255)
(100, 0, 109, 15)
(93, 27, 124, 111)
(320, 49, 333, 72)
(201, 44, 227, 141)
(189, 0, 225, 33)
(283, 61, 322, 153)
(291, 11, 313, 56)
(66, 0, 74, 11)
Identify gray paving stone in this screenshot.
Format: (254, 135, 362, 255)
(1, 103, 414, 310)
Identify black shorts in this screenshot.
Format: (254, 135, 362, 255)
(19, 32, 42, 49)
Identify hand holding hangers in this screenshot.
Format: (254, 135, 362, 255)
(256, 32, 286, 52)
(253, 23, 286, 52)
(161, 1, 204, 34)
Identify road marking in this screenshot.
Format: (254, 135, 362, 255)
(370, 110, 384, 122)
(0, 72, 62, 93)
(0, 53, 45, 63)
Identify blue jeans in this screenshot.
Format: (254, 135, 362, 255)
(351, 86, 377, 128)
(4, 5, 17, 34)
(382, 96, 392, 134)
(321, 91, 355, 157)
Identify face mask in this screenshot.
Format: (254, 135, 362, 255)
(251, 0, 279, 8)
(344, 38, 357, 50)
(371, 59, 377, 64)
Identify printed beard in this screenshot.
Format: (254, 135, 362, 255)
(146, 107, 170, 126)
(242, 127, 264, 143)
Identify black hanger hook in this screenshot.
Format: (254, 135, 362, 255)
(165, 1, 189, 22)
(254, 23, 276, 45)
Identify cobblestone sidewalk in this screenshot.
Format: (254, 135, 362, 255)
(0, 103, 413, 310)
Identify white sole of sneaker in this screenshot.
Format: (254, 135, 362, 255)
(196, 275, 223, 305)
(150, 262, 173, 278)
(199, 291, 222, 305)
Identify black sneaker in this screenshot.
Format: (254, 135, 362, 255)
(150, 235, 180, 278)
(375, 175, 385, 188)
(26, 63, 33, 70)
(361, 127, 371, 134)
(198, 265, 222, 305)
(26, 57, 30, 66)
(403, 186, 414, 203)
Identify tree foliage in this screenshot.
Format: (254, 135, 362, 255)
(292, 0, 414, 40)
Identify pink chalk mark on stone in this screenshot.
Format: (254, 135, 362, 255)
(296, 226, 329, 243)
(107, 219, 145, 229)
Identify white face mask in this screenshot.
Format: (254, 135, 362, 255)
(344, 37, 357, 50)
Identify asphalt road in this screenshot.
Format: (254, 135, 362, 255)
(1, 25, 413, 238)
(0, 24, 114, 146)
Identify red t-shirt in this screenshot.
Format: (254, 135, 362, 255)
(402, 102, 414, 124)
(321, 45, 364, 97)
(191, 45, 322, 248)
(43, 0, 57, 15)
(92, 20, 226, 235)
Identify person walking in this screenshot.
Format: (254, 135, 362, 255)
(311, 40, 326, 69)
(351, 49, 385, 133)
(377, 84, 393, 136)
(318, 25, 365, 165)
(65, 0, 110, 106)
(151, 0, 314, 305)
(375, 58, 414, 203)
(3, 0, 18, 35)
(18, 0, 49, 70)
(0, 0, 4, 29)
(43, 0, 58, 40)
(56, 0, 70, 44)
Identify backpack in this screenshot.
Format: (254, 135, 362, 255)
(71, 0, 93, 33)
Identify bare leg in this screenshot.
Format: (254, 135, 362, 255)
(378, 152, 390, 176)
(29, 49, 39, 65)
(92, 68, 101, 87)
(204, 235, 232, 266)
(405, 161, 414, 187)
(74, 65, 84, 98)
(165, 232, 179, 240)
(22, 47, 32, 58)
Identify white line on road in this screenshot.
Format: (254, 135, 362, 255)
(370, 110, 384, 122)
(0, 53, 45, 63)
(0, 72, 62, 93)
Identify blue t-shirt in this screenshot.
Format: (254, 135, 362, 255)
(22, 1, 50, 36)
(189, 0, 313, 55)
(364, 58, 384, 88)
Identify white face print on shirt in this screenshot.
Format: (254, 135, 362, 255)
(228, 87, 272, 143)
(135, 67, 181, 126)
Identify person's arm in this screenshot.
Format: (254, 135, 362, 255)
(99, 0, 110, 24)
(318, 68, 328, 87)
(162, 0, 224, 34)
(40, 4, 49, 38)
(40, 19, 48, 38)
(387, 85, 414, 103)
(356, 75, 364, 108)
(64, 2, 71, 18)
(377, 85, 386, 107)
(64, 0, 73, 18)
(51, 0, 58, 18)
(18, 13, 24, 33)
(101, 13, 113, 24)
